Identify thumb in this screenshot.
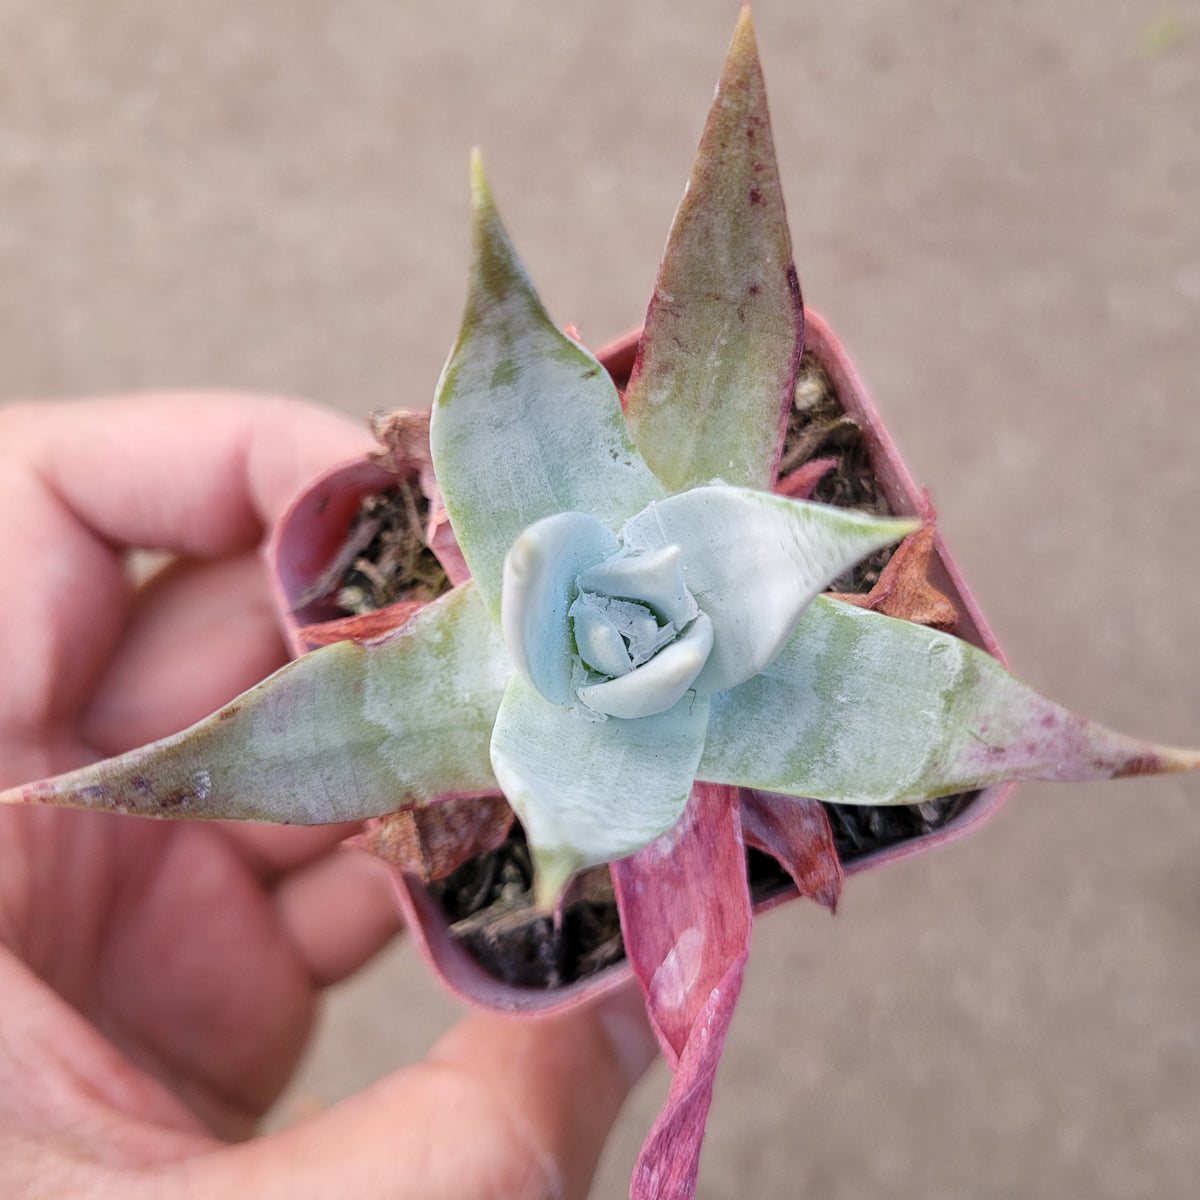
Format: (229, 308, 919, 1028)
(191, 985, 657, 1200)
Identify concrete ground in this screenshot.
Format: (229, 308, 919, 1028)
(3, 1, 1198, 1195)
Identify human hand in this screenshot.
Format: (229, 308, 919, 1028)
(0, 395, 654, 1199)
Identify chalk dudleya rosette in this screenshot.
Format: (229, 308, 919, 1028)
(491, 487, 915, 903)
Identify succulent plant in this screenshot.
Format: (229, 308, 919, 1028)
(2, 8, 1195, 1198)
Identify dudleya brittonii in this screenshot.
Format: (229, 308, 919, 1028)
(490, 486, 915, 901)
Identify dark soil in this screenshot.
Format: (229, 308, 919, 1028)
(431, 828, 625, 989)
(824, 793, 974, 865)
(781, 351, 895, 594)
(339, 348, 978, 990)
(302, 476, 450, 614)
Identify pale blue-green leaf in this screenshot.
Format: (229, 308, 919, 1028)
(572, 594, 675, 668)
(500, 511, 617, 706)
(430, 152, 663, 619)
(699, 596, 1200, 802)
(621, 486, 917, 694)
(578, 544, 695, 628)
(573, 603, 636, 676)
(363, 581, 513, 800)
(577, 612, 713, 719)
(489, 672, 711, 901)
(622, 6, 803, 494)
(1, 582, 511, 822)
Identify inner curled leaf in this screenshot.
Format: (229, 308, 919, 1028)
(501, 509, 716, 721)
(570, 593, 680, 677)
(571, 543, 715, 719)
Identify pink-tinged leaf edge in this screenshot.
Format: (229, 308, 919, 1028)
(800, 311, 1017, 875)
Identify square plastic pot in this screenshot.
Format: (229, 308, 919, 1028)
(265, 311, 1014, 1014)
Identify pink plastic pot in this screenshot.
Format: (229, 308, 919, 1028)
(265, 311, 1013, 1013)
(796, 312, 1013, 882)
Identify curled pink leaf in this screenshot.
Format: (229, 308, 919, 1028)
(775, 454, 839, 500)
(613, 783, 751, 1197)
(740, 787, 843, 913)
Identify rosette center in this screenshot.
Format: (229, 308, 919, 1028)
(569, 544, 714, 719)
(499, 512, 714, 723)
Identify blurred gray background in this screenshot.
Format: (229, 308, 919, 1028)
(3, 1, 1198, 1196)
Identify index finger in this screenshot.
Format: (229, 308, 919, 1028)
(0, 393, 375, 557)
(0, 393, 374, 736)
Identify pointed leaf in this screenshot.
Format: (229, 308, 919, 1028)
(623, 5, 803, 493)
(739, 788, 842, 912)
(0, 582, 511, 822)
(827, 522, 958, 631)
(700, 596, 1200, 803)
(361, 582, 513, 800)
(630, 977, 743, 1200)
(487, 672, 710, 904)
(621, 486, 918, 693)
(612, 783, 751, 1199)
(430, 153, 663, 619)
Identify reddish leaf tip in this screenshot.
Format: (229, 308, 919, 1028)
(1112, 745, 1200, 778)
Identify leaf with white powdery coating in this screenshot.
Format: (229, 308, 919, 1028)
(430, 152, 663, 620)
(621, 487, 917, 695)
(500, 510, 618, 707)
(623, 5, 804, 493)
(0, 582, 511, 822)
(699, 596, 1200, 803)
(489, 672, 711, 906)
(362, 582, 513, 802)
